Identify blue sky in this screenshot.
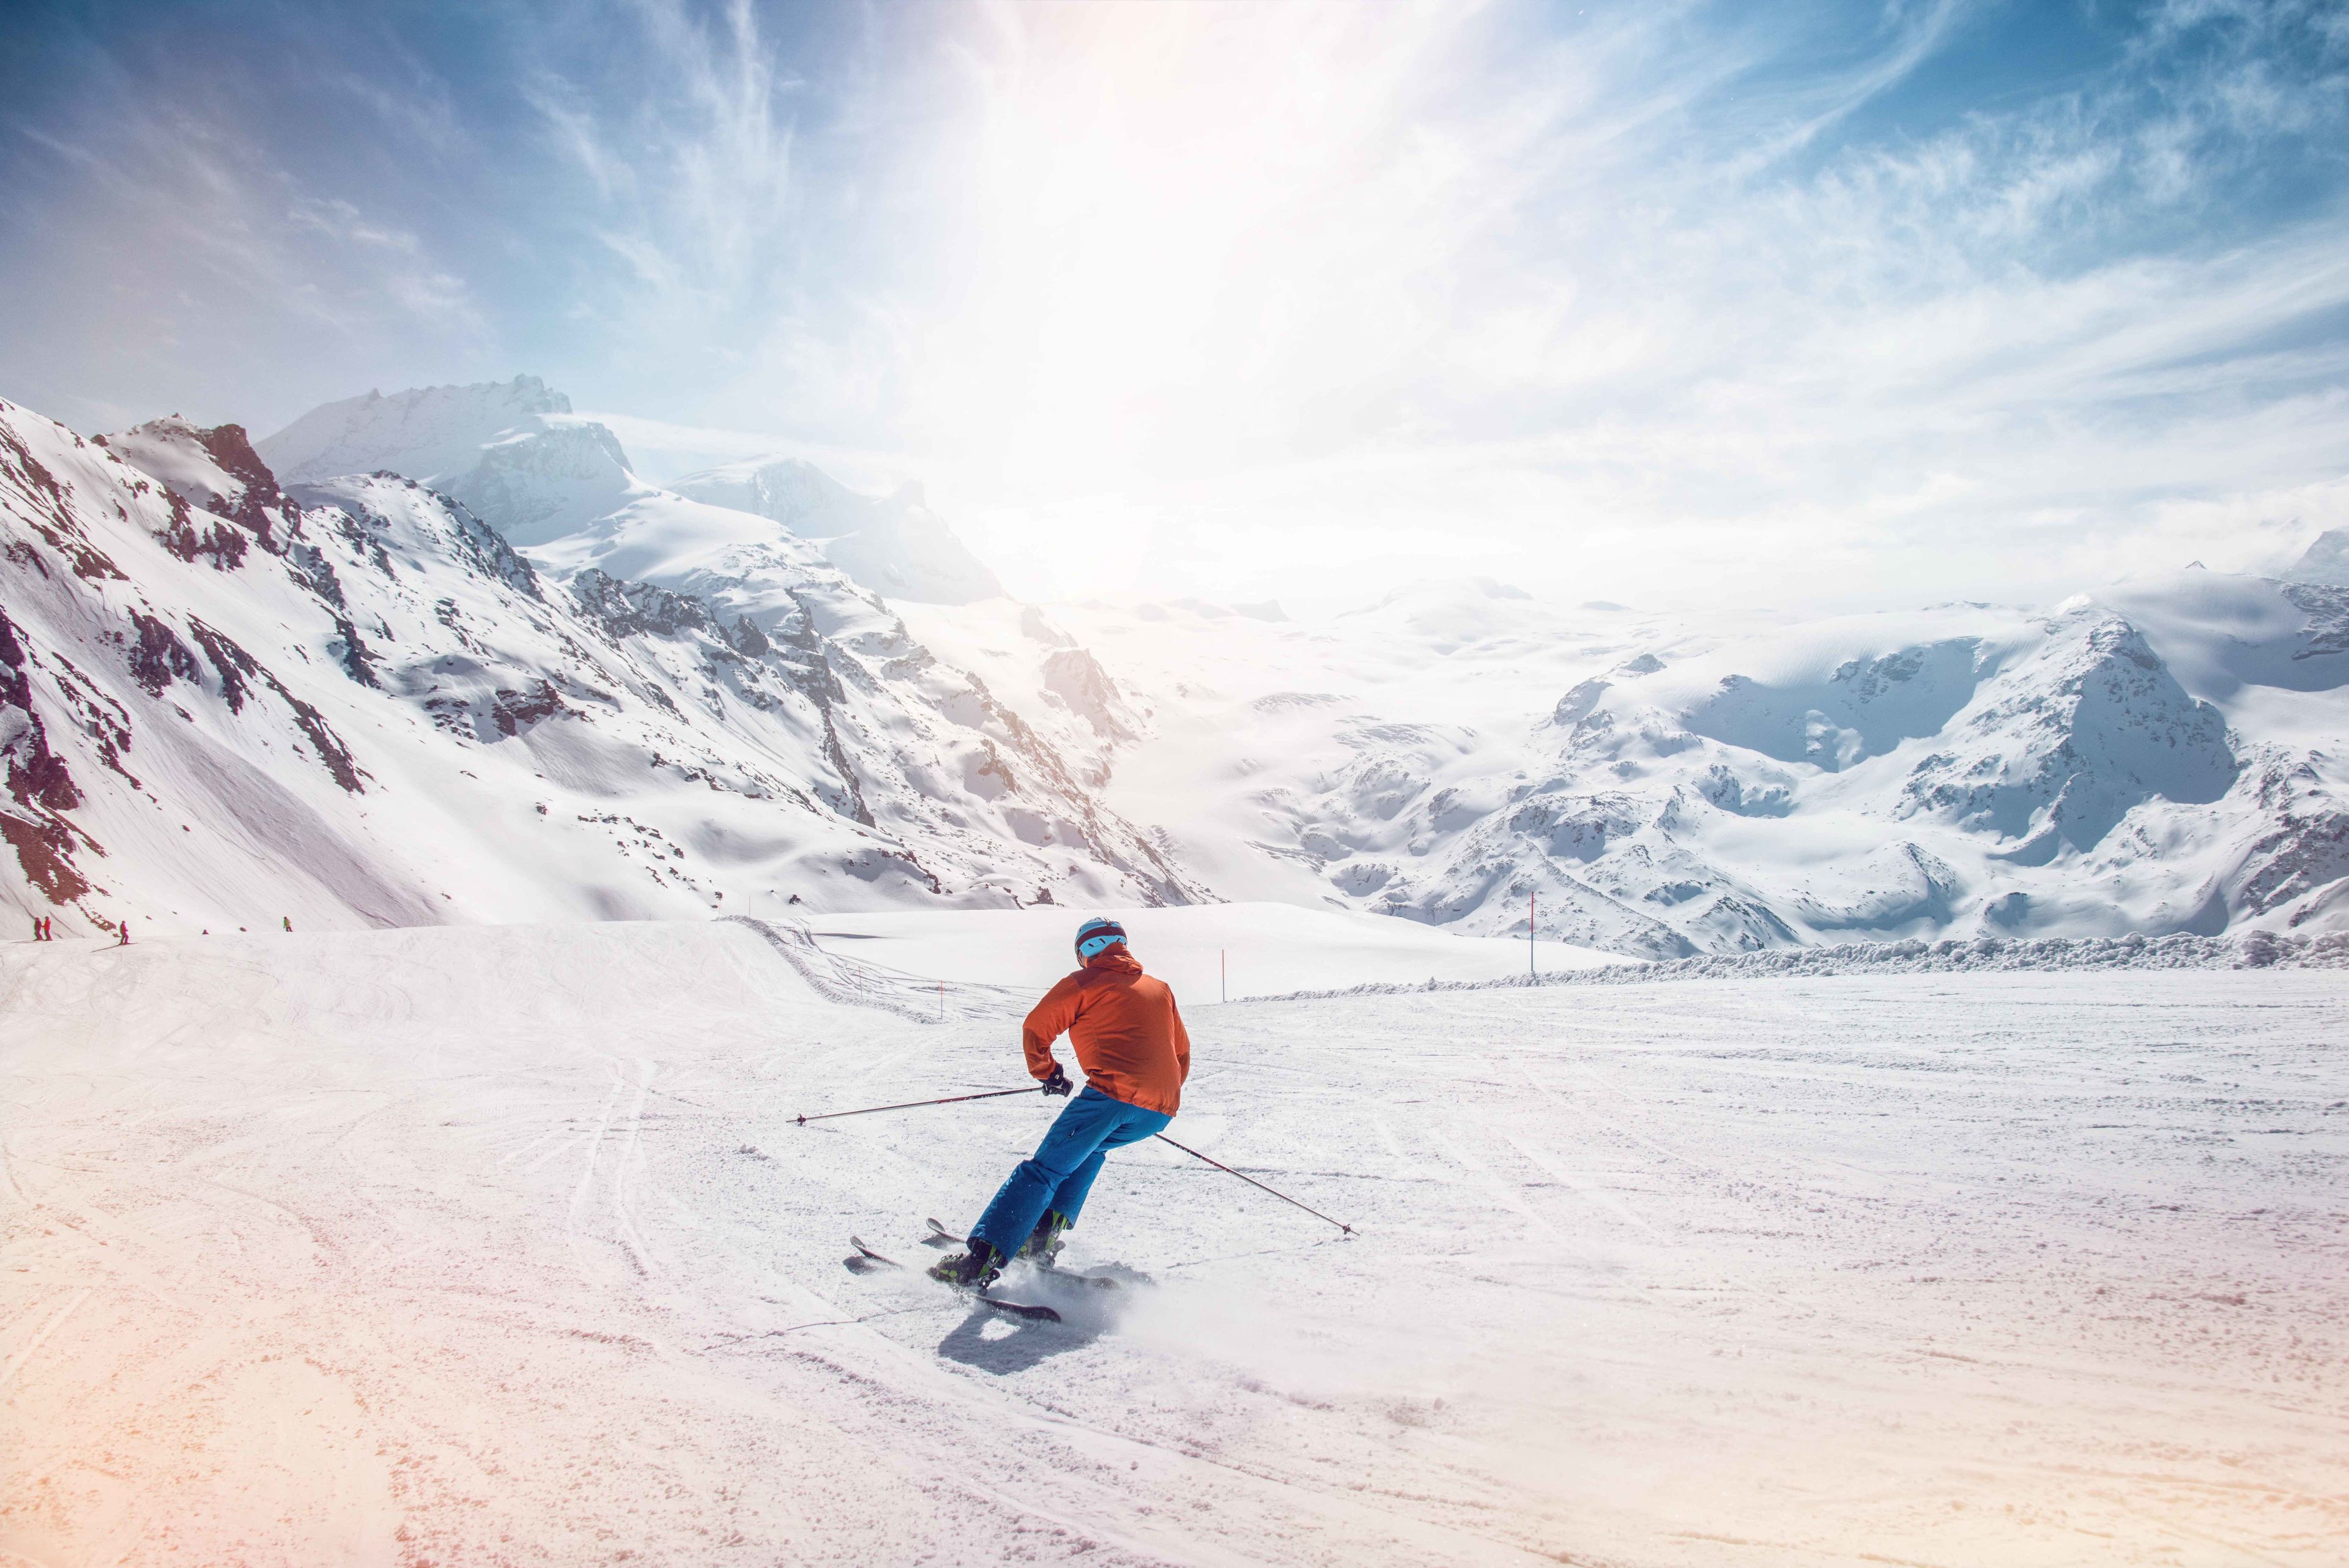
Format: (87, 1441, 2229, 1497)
(4, 0, 2347, 608)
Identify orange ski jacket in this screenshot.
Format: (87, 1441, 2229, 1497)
(1022, 947, 1191, 1116)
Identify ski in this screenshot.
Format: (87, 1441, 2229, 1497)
(848, 1235, 1062, 1323)
(924, 1217, 1118, 1290)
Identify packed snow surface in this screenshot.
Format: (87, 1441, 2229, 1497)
(6, 918, 2342, 1565)
(806, 901, 1620, 1001)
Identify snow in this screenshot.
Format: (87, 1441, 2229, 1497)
(668, 458, 1005, 604)
(258, 378, 1006, 605)
(804, 901, 1621, 1001)
(1271, 927, 2349, 1000)
(97, 417, 255, 514)
(24, 377, 2349, 959)
(256, 374, 575, 490)
(4, 921, 2342, 1563)
(521, 486, 812, 582)
(1, 399, 1199, 938)
(902, 575, 2349, 955)
(2289, 527, 2349, 588)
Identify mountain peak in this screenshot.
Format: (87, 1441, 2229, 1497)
(669, 453, 1001, 605)
(103, 414, 299, 552)
(2287, 527, 2349, 588)
(258, 375, 579, 488)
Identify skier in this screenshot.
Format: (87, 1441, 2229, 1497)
(282, 916, 292, 932)
(930, 916, 1190, 1288)
(117, 920, 130, 946)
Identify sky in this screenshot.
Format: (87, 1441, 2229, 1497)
(3, 0, 2348, 611)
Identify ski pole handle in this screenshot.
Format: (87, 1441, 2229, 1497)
(795, 1085, 1042, 1125)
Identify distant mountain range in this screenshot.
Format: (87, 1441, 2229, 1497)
(257, 375, 1003, 603)
(1, 387, 1189, 935)
(4, 375, 2344, 951)
(910, 553, 2349, 957)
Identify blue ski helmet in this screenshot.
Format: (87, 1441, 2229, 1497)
(1075, 916, 1128, 961)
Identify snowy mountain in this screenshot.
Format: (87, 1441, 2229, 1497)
(668, 456, 1003, 604)
(2290, 526, 2349, 588)
(13, 374, 2346, 955)
(255, 374, 575, 494)
(1, 397, 1198, 936)
(256, 376, 1001, 604)
(908, 575, 2349, 958)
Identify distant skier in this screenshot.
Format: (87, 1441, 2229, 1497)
(283, 916, 292, 932)
(930, 917, 1190, 1288)
(117, 920, 130, 945)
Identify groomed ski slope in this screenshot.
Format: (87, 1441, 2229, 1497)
(801, 902, 1622, 1001)
(2, 916, 2343, 1566)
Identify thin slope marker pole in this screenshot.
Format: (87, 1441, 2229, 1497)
(1530, 889, 1536, 981)
(1221, 948, 1227, 1003)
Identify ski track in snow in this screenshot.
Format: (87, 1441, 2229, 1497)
(2, 920, 2345, 1566)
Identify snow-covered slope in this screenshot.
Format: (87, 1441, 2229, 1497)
(669, 457, 1003, 604)
(2289, 525, 2349, 588)
(257, 374, 576, 493)
(1, 397, 1198, 935)
(258, 377, 1003, 604)
(907, 576, 2349, 958)
(7, 920, 2341, 1564)
(805, 900, 1619, 1001)
(22, 373, 2349, 956)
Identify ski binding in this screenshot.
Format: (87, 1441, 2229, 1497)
(850, 1236, 1061, 1323)
(925, 1217, 1118, 1290)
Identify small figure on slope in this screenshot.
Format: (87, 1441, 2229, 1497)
(930, 917, 1190, 1289)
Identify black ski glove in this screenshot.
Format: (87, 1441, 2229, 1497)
(1040, 1064, 1073, 1097)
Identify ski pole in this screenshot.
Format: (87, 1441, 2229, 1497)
(1153, 1134, 1358, 1236)
(795, 1085, 1041, 1126)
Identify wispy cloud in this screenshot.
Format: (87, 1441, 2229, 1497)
(3, 0, 2347, 608)
(525, 0, 804, 362)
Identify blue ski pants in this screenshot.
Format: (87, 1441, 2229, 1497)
(971, 1085, 1171, 1257)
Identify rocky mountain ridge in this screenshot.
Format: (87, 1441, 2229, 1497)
(911, 576, 2349, 958)
(255, 375, 1002, 605)
(9, 376, 2345, 956)
(2, 396, 1196, 935)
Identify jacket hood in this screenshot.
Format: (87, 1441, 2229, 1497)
(1083, 946, 1143, 976)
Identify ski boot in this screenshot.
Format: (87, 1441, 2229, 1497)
(927, 1239, 1006, 1289)
(1019, 1209, 1072, 1266)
